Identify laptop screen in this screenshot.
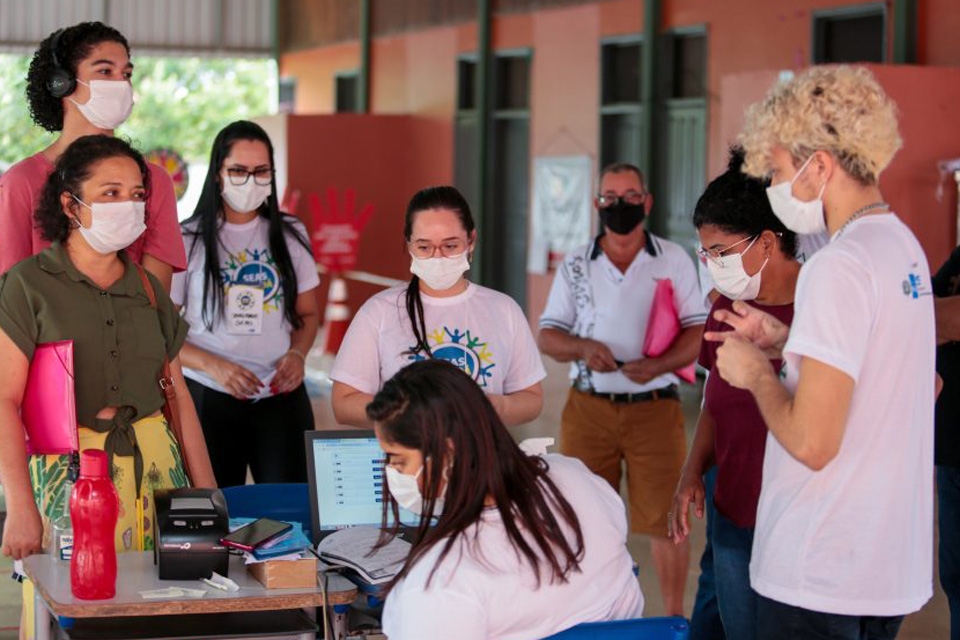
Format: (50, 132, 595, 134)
(309, 434, 420, 533)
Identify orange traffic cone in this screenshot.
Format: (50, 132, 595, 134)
(323, 277, 350, 355)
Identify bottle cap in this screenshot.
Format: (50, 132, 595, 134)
(79, 450, 109, 478)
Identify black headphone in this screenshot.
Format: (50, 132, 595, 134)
(45, 29, 76, 99)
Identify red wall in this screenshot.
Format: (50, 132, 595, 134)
(270, 114, 454, 317)
(280, 0, 960, 178)
(281, 42, 360, 114)
(923, 0, 960, 66)
(719, 65, 960, 271)
(370, 27, 458, 190)
(527, 4, 603, 327)
(278, 0, 960, 320)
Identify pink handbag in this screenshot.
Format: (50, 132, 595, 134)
(642, 279, 697, 384)
(22, 340, 79, 456)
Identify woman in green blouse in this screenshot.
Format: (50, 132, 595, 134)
(0, 135, 216, 564)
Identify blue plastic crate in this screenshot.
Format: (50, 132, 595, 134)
(221, 483, 312, 540)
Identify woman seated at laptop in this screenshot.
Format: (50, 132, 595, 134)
(368, 359, 644, 640)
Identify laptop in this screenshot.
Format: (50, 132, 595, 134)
(304, 429, 421, 545)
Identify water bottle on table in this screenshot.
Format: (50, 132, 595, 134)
(70, 450, 119, 600)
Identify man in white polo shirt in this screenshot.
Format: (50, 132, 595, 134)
(538, 163, 707, 616)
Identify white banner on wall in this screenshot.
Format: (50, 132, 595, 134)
(527, 155, 593, 274)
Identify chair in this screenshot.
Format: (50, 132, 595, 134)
(221, 483, 313, 539)
(541, 617, 690, 640)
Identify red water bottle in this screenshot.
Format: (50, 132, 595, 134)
(70, 450, 119, 600)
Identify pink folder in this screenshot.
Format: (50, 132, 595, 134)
(22, 341, 78, 456)
(642, 280, 697, 384)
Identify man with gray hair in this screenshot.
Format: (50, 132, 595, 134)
(538, 162, 706, 616)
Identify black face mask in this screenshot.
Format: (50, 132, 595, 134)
(599, 201, 646, 235)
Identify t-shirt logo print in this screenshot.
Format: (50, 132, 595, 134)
(408, 327, 496, 387)
(902, 269, 932, 299)
(235, 289, 258, 311)
(221, 248, 282, 312)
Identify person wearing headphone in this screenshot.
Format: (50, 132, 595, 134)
(0, 22, 185, 289)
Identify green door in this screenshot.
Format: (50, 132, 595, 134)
(653, 29, 708, 252)
(659, 97, 706, 251)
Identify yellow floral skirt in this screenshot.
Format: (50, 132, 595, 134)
(23, 414, 189, 639)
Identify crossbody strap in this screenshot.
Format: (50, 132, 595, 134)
(133, 265, 193, 485)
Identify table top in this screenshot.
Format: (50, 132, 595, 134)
(22, 552, 357, 618)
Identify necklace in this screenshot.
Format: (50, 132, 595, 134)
(836, 201, 889, 237)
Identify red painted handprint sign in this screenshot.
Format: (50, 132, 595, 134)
(308, 187, 374, 273)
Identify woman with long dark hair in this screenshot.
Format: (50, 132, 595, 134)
(368, 360, 643, 639)
(171, 121, 320, 486)
(331, 186, 545, 427)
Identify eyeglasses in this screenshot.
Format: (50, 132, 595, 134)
(408, 238, 469, 259)
(697, 235, 757, 266)
(597, 191, 648, 207)
(225, 167, 274, 186)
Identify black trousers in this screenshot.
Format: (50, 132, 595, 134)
(757, 595, 905, 640)
(187, 378, 313, 487)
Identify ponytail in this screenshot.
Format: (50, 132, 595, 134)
(405, 276, 432, 357)
(402, 186, 475, 358)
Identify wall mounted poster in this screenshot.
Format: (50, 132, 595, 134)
(528, 155, 592, 274)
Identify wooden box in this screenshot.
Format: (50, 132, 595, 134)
(247, 557, 318, 589)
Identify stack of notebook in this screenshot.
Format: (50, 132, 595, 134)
(227, 518, 312, 563)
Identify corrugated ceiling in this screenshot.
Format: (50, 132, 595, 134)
(0, 0, 274, 57)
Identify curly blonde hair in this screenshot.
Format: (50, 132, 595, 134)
(739, 66, 901, 184)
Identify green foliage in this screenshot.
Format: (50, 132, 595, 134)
(27, 454, 69, 521)
(123, 57, 275, 163)
(0, 56, 55, 165)
(0, 54, 274, 167)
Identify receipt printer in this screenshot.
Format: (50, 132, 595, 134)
(153, 488, 229, 580)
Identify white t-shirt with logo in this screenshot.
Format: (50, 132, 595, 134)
(331, 282, 546, 396)
(382, 454, 644, 640)
(539, 233, 707, 394)
(171, 216, 320, 395)
(749, 214, 935, 616)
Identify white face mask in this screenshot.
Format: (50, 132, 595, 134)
(706, 235, 768, 301)
(765, 154, 828, 235)
(70, 80, 134, 130)
(72, 197, 147, 254)
(385, 465, 445, 516)
(410, 252, 470, 291)
(222, 179, 272, 214)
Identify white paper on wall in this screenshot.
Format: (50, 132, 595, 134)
(528, 155, 592, 274)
